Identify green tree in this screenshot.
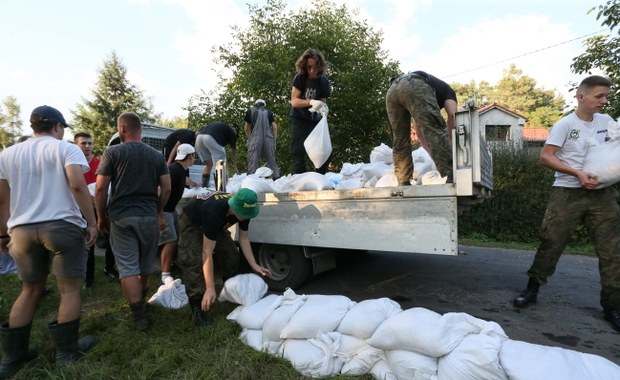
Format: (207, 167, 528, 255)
(186, 0, 399, 174)
(452, 65, 564, 128)
(72, 51, 159, 155)
(571, 0, 620, 118)
(0, 96, 23, 149)
(490, 65, 565, 128)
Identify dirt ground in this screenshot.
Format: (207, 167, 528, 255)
(297, 246, 620, 365)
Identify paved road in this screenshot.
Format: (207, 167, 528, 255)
(297, 246, 620, 365)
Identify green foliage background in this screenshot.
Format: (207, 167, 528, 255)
(458, 144, 604, 247)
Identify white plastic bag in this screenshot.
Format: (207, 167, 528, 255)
(304, 112, 332, 169)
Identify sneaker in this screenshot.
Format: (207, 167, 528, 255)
(103, 267, 119, 280)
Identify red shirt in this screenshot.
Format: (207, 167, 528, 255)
(84, 156, 100, 185)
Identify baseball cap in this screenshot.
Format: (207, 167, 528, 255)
(228, 188, 260, 219)
(254, 99, 266, 107)
(30, 105, 72, 129)
(175, 143, 195, 160)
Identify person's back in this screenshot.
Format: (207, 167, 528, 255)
(95, 111, 171, 331)
(0, 105, 97, 377)
(103, 142, 168, 219)
(1, 137, 88, 228)
(245, 99, 280, 177)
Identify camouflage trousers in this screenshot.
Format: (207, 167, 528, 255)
(528, 187, 620, 309)
(176, 212, 241, 299)
(385, 75, 453, 183)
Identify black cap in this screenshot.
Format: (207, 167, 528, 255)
(30, 105, 72, 129)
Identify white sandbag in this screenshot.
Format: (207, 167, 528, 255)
(338, 177, 365, 190)
(182, 186, 210, 199)
(337, 298, 402, 339)
(230, 294, 283, 330)
(364, 176, 379, 188)
(218, 273, 268, 306)
(375, 172, 398, 187)
(304, 113, 332, 168)
(370, 143, 393, 164)
(499, 339, 620, 380)
(367, 309, 494, 358)
(280, 295, 354, 339)
(420, 170, 447, 185)
(361, 162, 393, 182)
(437, 330, 508, 380)
(280, 332, 344, 378)
(254, 166, 274, 178)
(147, 279, 189, 309)
(262, 295, 307, 354)
(240, 176, 276, 194)
(583, 138, 620, 188)
(338, 334, 385, 376)
(370, 359, 398, 380)
(412, 147, 436, 181)
(385, 349, 438, 380)
(275, 172, 334, 193)
(239, 328, 264, 351)
(340, 162, 364, 178)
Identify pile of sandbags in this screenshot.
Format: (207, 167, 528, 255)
(219, 274, 620, 380)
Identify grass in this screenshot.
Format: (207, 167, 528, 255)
(0, 257, 371, 380)
(1, 237, 597, 379)
(459, 236, 596, 256)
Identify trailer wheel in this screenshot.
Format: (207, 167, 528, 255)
(258, 244, 312, 291)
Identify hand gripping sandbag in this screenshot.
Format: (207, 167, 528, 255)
(304, 107, 332, 169)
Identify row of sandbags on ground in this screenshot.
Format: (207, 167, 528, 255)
(218, 274, 620, 380)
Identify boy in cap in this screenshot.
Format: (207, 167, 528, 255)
(176, 188, 271, 327)
(0, 105, 97, 377)
(158, 144, 195, 284)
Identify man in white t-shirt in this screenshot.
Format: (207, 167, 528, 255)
(0, 106, 97, 377)
(512, 76, 620, 333)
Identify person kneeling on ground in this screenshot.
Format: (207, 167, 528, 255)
(176, 188, 271, 327)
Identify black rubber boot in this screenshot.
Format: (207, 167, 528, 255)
(129, 299, 149, 331)
(201, 174, 210, 188)
(513, 277, 540, 307)
(0, 323, 37, 379)
(48, 319, 96, 368)
(189, 296, 211, 328)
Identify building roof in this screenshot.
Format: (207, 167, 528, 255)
(478, 103, 528, 121)
(522, 127, 549, 141)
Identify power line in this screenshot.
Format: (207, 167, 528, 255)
(444, 29, 609, 79)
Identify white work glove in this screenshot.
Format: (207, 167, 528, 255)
(309, 99, 325, 113)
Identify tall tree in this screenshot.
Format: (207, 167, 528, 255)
(0, 96, 23, 149)
(490, 65, 565, 128)
(186, 0, 399, 174)
(571, 0, 620, 118)
(72, 51, 158, 154)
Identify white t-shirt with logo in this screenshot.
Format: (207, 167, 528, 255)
(546, 112, 613, 188)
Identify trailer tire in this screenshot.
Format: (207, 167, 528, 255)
(258, 244, 312, 291)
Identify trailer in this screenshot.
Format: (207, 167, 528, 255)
(233, 107, 493, 291)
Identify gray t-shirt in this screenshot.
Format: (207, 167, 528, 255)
(97, 141, 169, 219)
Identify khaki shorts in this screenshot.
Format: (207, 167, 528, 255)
(9, 220, 87, 282)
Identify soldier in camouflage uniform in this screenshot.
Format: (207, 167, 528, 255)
(513, 75, 620, 333)
(385, 71, 456, 185)
(176, 189, 271, 327)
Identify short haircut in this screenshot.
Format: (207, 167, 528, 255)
(30, 116, 56, 133)
(117, 112, 142, 132)
(578, 75, 612, 93)
(73, 131, 92, 142)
